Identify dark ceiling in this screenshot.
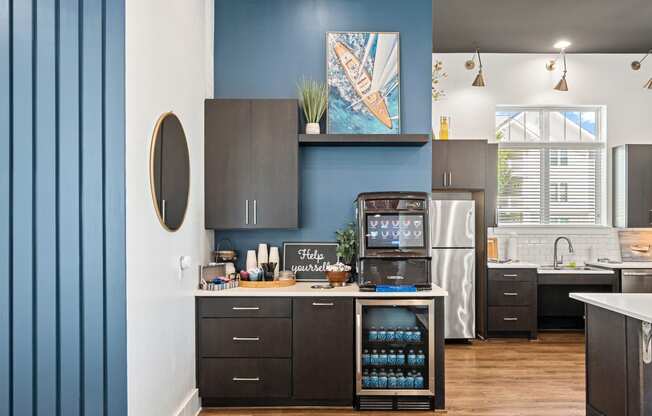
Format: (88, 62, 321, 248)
(433, 0, 652, 53)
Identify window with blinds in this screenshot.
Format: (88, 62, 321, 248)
(495, 107, 605, 226)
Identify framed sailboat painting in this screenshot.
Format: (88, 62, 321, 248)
(326, 32, 400, 134)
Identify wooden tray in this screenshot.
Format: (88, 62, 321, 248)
(239, 279, 296, 288)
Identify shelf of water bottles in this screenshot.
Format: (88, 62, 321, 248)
(361, 368, 426, 390)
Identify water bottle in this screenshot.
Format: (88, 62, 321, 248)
(378, 326, 387, 341)
(412, 326, 421, 342)
(403, 328, 413, 342)
(395, 327, 404, 342)
(362, 369, 370, 388)
(378, 369, 388, 389)
(362, 349, 370, 366)
(386, 349, 395, 366)
(407, 349, 417, 367)
(388, 370, 397, 389)
(370, 370, 379, 388)
(369, 327, 378, 342)
(414, 372, 424, 389)
(396, 371, 405, 388)
(396, 349, 405, 366)
(371, 349, 379, 366)
(386, 327, 396, 342)
(416, 350, 426, 367)
(379, 349, 388, 366)
(404, 372, 415, 389)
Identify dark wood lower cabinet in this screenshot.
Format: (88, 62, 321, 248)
(198, 358, 291, 398)
(292, 298, 354, 402)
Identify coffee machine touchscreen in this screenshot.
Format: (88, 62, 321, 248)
(366, 214, 425, 249)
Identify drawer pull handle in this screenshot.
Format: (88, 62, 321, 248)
(503, 317, 519, 321)
(232, 377, 260, 382)
(503, 292, 519, 296)
(312, 302, 334, 306)
(232, 307, 260, 311)
(232, 337, 260, 342)
(503, 274, 518, 278)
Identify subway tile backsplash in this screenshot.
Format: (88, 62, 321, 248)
(488, 228, 622, 265)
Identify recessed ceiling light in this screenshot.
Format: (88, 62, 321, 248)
(553, 40, 571, 50)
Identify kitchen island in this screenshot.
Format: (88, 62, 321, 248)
(195, 283, 447, 411)
(570, 293, 652, 416)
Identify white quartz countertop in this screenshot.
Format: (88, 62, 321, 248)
(488, 262, 614, 274)
(195, 282, 448, 298)
(487, 262, 539, 269)
(569, 293, 652, 323)
(586, 261, 652, 270)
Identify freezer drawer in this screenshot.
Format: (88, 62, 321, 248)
(430, 200, 475, 248)
(431, 248, 475, 339)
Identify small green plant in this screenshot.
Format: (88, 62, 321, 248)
(335, 223, 357, 265)
(297, 78, 328, 123)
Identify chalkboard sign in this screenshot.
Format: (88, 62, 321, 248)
(283, 242, 338, 281)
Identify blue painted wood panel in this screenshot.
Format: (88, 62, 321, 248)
(0, 0, 126, 414)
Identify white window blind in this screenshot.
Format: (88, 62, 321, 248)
(495, 107, 605, 226)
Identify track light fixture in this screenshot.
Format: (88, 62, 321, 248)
(546, 40, 570, 91)
(631, 49, 652, 89)
(465, 48, 485, 87)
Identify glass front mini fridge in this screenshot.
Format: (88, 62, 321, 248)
(355, 299, 435, 410)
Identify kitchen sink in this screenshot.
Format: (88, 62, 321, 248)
(538, 265, 598, 271)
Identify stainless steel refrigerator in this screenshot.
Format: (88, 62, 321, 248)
(430, 200, 475, 339)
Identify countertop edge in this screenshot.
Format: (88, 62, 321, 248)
(570, 293, 652, 323)
(194, 283, 448, 298)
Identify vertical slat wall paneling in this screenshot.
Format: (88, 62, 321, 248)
(12, 0, 35, 414)
(58, 0, 82, 414)
(81, 0, 105, 414)
(1, 0, 126, 414)
(0, 0, 10, 414)
(36, 0, 58, 414)
(103, 0, 127, 412)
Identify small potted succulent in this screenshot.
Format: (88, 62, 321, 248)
(297, 78, 327, 134)
(325, 262, 352, 287)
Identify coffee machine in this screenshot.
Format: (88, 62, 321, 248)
(355, 192, 431, 289)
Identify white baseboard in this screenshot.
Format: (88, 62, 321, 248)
(174, 388, 201, 416)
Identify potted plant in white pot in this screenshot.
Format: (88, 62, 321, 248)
(336, 223, 357, 280)
(297, 78, 327, 134)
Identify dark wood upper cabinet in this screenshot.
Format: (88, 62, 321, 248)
(292, 298, 354, 402)
(432, 140, 490, 190)
(613, 144, 652, 228)
(204, 99, 298, 229)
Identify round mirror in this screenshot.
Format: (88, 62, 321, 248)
(149, 112, 190, 231)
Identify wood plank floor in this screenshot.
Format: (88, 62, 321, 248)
(201, 332, 586, 416)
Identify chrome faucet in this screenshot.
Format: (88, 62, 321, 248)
(553, 236, 574, 269)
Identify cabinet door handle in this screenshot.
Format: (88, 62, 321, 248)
(232, 377, 260, 382)
(245, 200, 249, 225)
(312, 302, 334, 307)
(232, 306, 260, 311)
(443, 172, 447, 187)
(232, 337, 260, 342)
(448, 171, 452, 187)
(503, 317, 519, 321)
(503, 292, 519, 296)
(503, 274, 519, 278)
(253, 199, 257, 225)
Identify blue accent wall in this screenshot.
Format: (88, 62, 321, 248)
(213, 0, 432, 261)
(0, 0, 126, 414)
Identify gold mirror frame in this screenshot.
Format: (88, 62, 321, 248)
(149, 111, 190, 232)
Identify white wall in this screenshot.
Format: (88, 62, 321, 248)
(433, 53, 652, 226)
(126, 1, 213, 415)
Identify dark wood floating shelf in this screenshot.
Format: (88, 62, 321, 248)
(298, 133, 430, 146)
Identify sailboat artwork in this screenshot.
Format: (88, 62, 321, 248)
(327, 32, 400, 134)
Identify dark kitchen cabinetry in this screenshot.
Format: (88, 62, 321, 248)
(613, 144, 652, 228)
(487, 268, 538, 339)
(204, 99, 298, 229)
(292, 298, 354, 403)
(432, 140, 490, 190)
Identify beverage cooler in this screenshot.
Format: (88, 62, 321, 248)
(355, 299, 436, 410)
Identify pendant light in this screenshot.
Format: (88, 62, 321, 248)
(554, 52, 569, 91)
(465, 48, 485, 87)
(546, 40, 571, 91)
(631, 49, 652, 89)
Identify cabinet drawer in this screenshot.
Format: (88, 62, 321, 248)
(198, 358, 291, 398)
(488, 306, 534, 331)
(197, 297, 291, 318)
(488, 268, 537, 283)
(199, 318, 291, 358)
(488, 281, 535, 306)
